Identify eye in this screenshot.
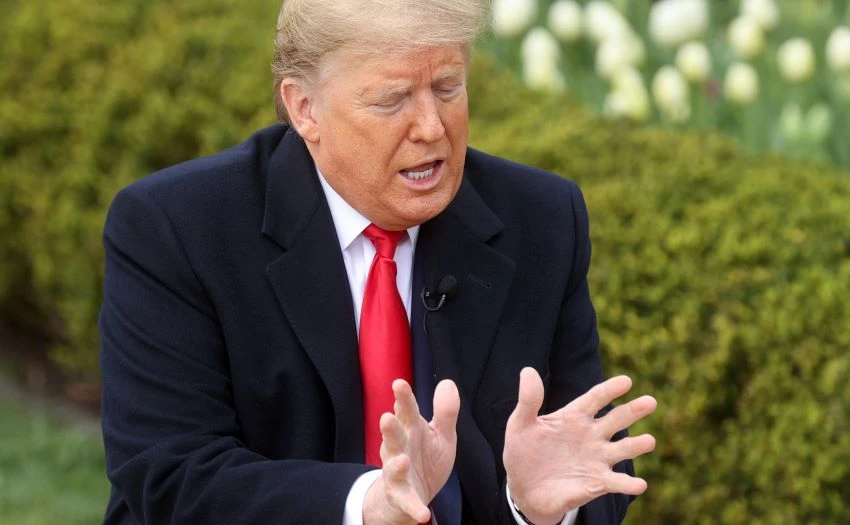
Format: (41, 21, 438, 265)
(435, 84, 464, 100)
(370, 95, 405, 113)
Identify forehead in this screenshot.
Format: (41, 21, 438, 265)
(319, 45, 468, 89)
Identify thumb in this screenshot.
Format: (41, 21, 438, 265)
(508, 367, 545, 429)
(431, 379, 460, 435)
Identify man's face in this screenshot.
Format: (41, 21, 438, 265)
(303, 45, 469, 231)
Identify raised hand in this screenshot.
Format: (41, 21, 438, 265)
(364, 378, 460, 525)
(503, 368, 657, 525)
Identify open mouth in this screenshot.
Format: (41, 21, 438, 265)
(400, 160, 442, 182)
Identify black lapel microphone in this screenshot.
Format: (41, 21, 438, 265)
(421, 274, 458, 312)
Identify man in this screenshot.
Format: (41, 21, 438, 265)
(99, 0, 657, 523)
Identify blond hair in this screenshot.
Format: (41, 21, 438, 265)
(271, 0, 490, 122)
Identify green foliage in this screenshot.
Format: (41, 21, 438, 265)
(0, 400, 108, 524)
(0, 0, 278, 375)
(1, 0, 850, 522)
(469, 58, 850, 524)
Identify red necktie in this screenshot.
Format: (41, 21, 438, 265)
(360, 224, 413, 467)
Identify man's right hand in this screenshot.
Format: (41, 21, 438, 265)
(363, 378, 460, 525)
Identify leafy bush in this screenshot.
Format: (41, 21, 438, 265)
(2, 0, 850, 522)
(0, 0, 278, 374)
(469, 59, 850, 524)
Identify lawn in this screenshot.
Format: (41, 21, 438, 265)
(0, 398, 108, 524)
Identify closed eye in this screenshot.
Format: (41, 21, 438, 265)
(435, 84, 464, 101)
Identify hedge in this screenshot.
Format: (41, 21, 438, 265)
(2, 1, 850, 523)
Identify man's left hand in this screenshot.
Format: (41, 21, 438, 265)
(503, 369, 657, 525)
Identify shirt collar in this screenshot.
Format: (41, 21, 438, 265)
(316, 169, 420, 251)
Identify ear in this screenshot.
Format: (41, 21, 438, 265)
(280, 79, 320, 143)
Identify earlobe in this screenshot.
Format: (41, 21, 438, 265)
(280, 79, 320, 143)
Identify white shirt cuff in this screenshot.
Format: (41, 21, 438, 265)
(506, 484, 578, 525)
(342, 469, 382, 525)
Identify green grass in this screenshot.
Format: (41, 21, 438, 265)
(0, 399, 108, 524)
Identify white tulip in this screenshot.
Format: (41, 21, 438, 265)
(584, 1, 630, 43)
(777, 38, 816, 83)
(521, 26, 561, 64)
(548, 0, 583, 42)
(603, 90, 652, 121)
(648, 0, 710, 48)
(741, 0, 780, 31)
(611, 67, 645, 92)
(595, 31, 645, 79)
(728, 16, 765, 59)
(804, 103, 832, 143)
(826, 26, 850, 73)
(521, 27, 565, 91)
(675, 41, 712, 83)
(492, 0, 538, 38)
(605, 67, 651, 121)
(652, 65, 690, 121)
(724, 62, 759, 104)
(523, 58, 566, 91)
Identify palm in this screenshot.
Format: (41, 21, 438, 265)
(503, 369, 657, 525)
(370, 379, 459, 525)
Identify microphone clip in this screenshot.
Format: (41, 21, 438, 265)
(420, 274, 458, 313)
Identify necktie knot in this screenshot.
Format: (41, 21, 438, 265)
(363, 224, 405, 259)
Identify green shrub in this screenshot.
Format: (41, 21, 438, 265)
(469, 60, 850, 524)
(0, 0, 278, 374)
(2, 1, 850, 523)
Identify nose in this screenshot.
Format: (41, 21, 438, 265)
(408, 92, 446, 144)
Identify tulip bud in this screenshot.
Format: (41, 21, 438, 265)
(777, 38, 816, 84)
(826, 26, 850, 74)
(728, 16, 765, 60)
(652, 65, 690, 121)
(649, 0, 710, 48)
(548, 0, 583, 42)
(523, 59, 566, 91)
(492, 0, 538, 38)
(675, 41, 712, 83)
(741, 0, 780, 31)
(804, 103, 832, 143)
(604, 68, 651, 121)
(595, 32, 645, 79)
(521, 26, 561, 64)
(521, 27, 565, 91)
(724, 62, 759, 104)
(584, 1, 630, 44)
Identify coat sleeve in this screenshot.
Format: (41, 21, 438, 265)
(99, 184, 372, 524)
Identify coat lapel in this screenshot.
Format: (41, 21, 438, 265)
(418, 175, 517, 522)
(418, 176, 516, 401)
(261, 129, 365, 463)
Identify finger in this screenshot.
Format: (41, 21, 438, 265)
(431, 379, 460, 436)
(598, 395, 657, 439)
(380, 412, 407, 458)
(605, 433, 656, 466)
(382, 455, 432, 523)
(508, 367, 545, 429)
(571, 376, 633, 417)
(603, 471, 648, 496)
(393, 379, 421, 427)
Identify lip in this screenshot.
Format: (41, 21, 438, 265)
(398, 159, 443, 190)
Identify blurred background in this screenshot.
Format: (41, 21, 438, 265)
(1, 0, 848, 523)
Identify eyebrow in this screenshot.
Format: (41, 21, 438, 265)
(431, 68, 466, 84)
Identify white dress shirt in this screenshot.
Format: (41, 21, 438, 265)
(316, 172, 576, 525)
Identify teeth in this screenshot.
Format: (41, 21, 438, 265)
(401, 166, 435, 180)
